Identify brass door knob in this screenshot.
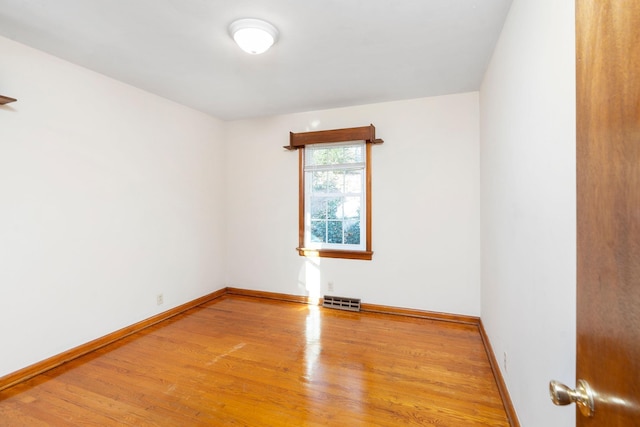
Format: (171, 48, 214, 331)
(549, 379, 595, 417)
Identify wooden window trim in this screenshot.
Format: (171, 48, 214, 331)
(289, 125, 382, 261)
(284, 124, 384, 150)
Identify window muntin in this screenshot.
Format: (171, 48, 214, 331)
(304, 142, 366, 251)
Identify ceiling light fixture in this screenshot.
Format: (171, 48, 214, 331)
(229, 18, 279, 55)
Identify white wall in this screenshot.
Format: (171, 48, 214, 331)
(225, 93, 481, 316)
(479, 1, 576, 426)
(0, 37, 226, 377)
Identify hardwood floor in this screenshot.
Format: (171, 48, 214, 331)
(0, 295, 509, 426)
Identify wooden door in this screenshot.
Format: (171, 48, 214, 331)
(576, 0, 640, 425)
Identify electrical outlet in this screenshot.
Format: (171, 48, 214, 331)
(328, 281, 334, 292)
(157, 293, 164, 305)
(503, 352, 508, 373)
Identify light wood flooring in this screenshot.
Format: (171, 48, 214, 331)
(0, 295, 509, 426)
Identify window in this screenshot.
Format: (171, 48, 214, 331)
(286, 125, 383, 260)
(306, 142, 366, 251)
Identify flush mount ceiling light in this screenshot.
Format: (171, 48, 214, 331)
(229, 18, 279, 55)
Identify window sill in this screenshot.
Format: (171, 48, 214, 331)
(297, 248, 373, 260)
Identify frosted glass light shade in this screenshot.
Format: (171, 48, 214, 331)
(229, 18, 279, 55)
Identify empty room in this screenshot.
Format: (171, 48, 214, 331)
(1, 1, 638, 426)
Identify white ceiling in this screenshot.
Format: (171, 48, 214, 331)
(0, 0, 512, 120)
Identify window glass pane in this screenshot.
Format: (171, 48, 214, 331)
(306, 143, 364, 166)
(343, 196, 361, 219)
(310, 199, 326, 219)
(343, 145, 364, 163)
(344, 220, 361, 245)
(308, 146, 339, 166)
(344, 171, 362, 194)
(308, 147, 331, 166)
(311, 171, 327, 193)
(311, 221, 326, 243)
(327, 221, 343, 244)
(327, 170, 344, 192)
(326, 198, 343, 219)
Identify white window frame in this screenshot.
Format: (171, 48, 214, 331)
(303, 141, 367, 252)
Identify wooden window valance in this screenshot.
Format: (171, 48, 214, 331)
(0, 95, 17, 105)
(284, 124, 384, 150)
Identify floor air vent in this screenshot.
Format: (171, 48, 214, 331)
(323, 295, 361, 312)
